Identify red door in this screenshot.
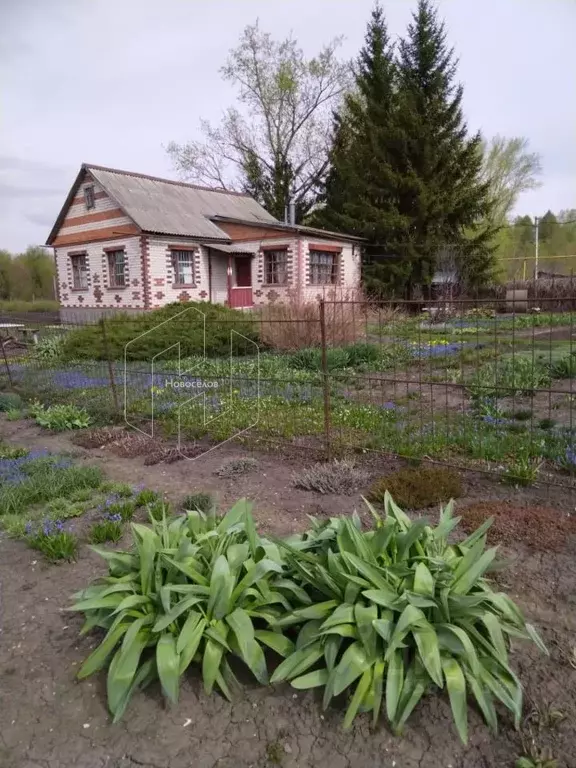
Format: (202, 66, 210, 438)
(235, 257, 252, 287)
(229, 256, 253, 308)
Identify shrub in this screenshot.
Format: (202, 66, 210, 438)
(215, 457, 258, 478)
(272, 494, 548, 742)
(30, 335, 66, 361)
(62, 302, 259, 361)
(368, 466, 463, 509)
(293, 460, 369, 495)
(89, 515, 123, 544)
(26, 519, 78, 562)
(0, 392, 23, 412)
(46, 497, 85, 519)
(70, 500, 296, 721)
(33, 403, 92, 431)
(182, 492, 213, 513)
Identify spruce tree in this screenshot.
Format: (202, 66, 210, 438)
(310, 5, 411, 293)
(395, 0, 497, 290)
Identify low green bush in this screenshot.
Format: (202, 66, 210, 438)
(32, 403, 92, 431)
(368, 466, 463, 509)
(0, 393, 23, 412)
(62, 302, 260, 361)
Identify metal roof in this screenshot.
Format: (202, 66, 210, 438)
(46, 163, 365, 245)
(202, 243, 256, 255)
(87, 166, 277, 239)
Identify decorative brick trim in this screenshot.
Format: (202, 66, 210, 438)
(140, 235, 151, 310)
(53, 224, 139, 247)
(62, 208, 125, 229)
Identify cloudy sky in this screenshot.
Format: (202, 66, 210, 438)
(1, 0, 574, 252)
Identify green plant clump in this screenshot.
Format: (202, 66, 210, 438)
(272, 495, 548, 742)
(26, 519, 78, 562)
(368, 466, 463, 509)
(90, 517, 124, 544)
(62, 302, 260, 361)
(32, 402, 92, 431)
(70, 500, 295, 722)
(469, 358, 550, 399)
(182, 492, 214, 513)
(71, 496, 547, 741)
(0, 392, 23, 412)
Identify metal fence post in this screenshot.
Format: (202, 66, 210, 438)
(101, 318, 120, 415)
(319, 299, 332, 462)
(1, 339, 13, 388)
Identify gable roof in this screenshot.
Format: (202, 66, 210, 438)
(46, 164, 278, 245)
(47, 163, 365, 246)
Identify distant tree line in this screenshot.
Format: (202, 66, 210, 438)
(0, 246, 56, 301)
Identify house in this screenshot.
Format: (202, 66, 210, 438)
(46, 164, 363, 320)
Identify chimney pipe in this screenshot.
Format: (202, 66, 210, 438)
(284, 205, 289, 224)
(288, 201, 296, 226)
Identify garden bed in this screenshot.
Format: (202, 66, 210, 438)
(0, 417, 576, 767)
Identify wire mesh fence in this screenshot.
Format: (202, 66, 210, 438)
(0, 295, 575, 490)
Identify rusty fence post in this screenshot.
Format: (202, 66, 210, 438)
(101, 317, 120, 415)
(319, 299, 332, 462)
(1, 337, 13, 388)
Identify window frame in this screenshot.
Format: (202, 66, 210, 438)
(171, 248, 196, 287)
(106, 248, 127, 288)
(309, 249, 339, 286)
(69, 252, 89, 291)
(263, 248, 289, 285)
(84, 185, 95, 210)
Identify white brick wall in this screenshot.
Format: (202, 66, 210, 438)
(146, 236, 211, 307)
(56, 235, 143, 309)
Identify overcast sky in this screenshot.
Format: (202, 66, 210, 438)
(1, 0, 574, 252)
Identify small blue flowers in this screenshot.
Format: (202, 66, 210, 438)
(26, 518, 65, 538)
(103, 512, 122, 523)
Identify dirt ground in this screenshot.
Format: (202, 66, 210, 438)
(1, 418, 576, 768)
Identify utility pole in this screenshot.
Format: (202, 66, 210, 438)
(534, 215, 539, 280)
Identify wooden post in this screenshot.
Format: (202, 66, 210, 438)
(0, 337, 13, 387)
(319, 299, 332, 462)
(101, 318, 120, 415)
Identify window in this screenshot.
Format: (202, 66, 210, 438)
(172, 250, 195, 285)
(310, 250, 338, 285)
(107, 249, 126, 287)
(70, 253, 88, 290)
(264, 249, 288, 285)
(84, 186, 95, 209)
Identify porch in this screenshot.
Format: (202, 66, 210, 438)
(206, 245, 255, 308)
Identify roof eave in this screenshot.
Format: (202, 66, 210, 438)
(210, 215, 366, 242)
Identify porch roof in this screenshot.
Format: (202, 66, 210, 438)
(204, 243, 256, 255)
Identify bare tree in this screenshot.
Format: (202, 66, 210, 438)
(480, 135, 543, 225)
(166, 22, 351, 220)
